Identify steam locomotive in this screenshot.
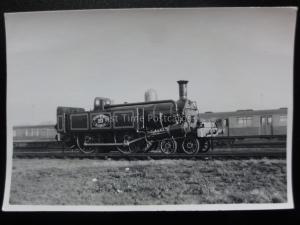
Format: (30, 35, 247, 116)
(55, 81, 210, 155)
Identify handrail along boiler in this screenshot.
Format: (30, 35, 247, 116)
(55, 81, 210, 155)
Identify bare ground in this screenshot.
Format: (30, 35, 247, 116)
(9, 158, 287, 205)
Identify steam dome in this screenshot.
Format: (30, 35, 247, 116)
(144, 89, 158, 102)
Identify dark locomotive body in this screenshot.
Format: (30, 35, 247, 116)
(56, 81, 204, 154)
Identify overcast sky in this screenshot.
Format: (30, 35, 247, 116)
(5, 7, 296, 125)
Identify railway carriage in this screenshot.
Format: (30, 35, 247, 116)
(13, 125, 57, 150)
(13, 125, 57, 141)
(198, 108, 287, 143)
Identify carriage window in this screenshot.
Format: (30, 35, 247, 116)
(279, 115, 287, 123)
(237, 117, 252, 127)
(267, 117, 272, 124)
(13, 130, 16, 137)
(202, 121, 216, 128)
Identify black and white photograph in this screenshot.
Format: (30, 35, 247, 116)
(2, 7, 296, 211)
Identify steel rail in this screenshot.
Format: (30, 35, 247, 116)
(13, 150, 286, 159)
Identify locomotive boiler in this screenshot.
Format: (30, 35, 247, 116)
(55, 80, 210, 155)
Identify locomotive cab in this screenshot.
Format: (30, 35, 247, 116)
(94, 97, 112, 111)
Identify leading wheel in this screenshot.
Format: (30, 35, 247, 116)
(182, 137, 200, 155)
(76, 135, 96, 154)
(160, 138, 177, 154)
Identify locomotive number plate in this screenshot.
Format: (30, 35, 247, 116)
(91, 113, 111, 129)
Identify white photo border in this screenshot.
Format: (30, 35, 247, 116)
(2, 7, 296, 211)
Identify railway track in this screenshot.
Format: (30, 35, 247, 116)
(13, 149, 286, 159)
(12, 139, 286, 159)
(215, 142, 286, 148)
(13, 140, 286, 150)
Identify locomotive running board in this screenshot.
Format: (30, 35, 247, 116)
(84, 142, 127, 147)
(83, 137, 146, 147)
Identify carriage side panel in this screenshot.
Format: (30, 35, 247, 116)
(228, 115, 260, 136)
(272, 114, 287, 135)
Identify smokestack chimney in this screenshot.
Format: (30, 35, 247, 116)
(177, 80, 188, 100)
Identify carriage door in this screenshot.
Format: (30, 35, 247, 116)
(261, 115, 273, 135)
(222, 118, 229, 136)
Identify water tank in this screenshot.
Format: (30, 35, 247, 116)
(144, 89, 158, 102)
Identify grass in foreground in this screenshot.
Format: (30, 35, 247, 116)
(10, 158, 287, 205)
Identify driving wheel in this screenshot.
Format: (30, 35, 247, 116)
(182, 137, 200, 155)
(160, 138, 177, 154)
(76, 135, 96, 154)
